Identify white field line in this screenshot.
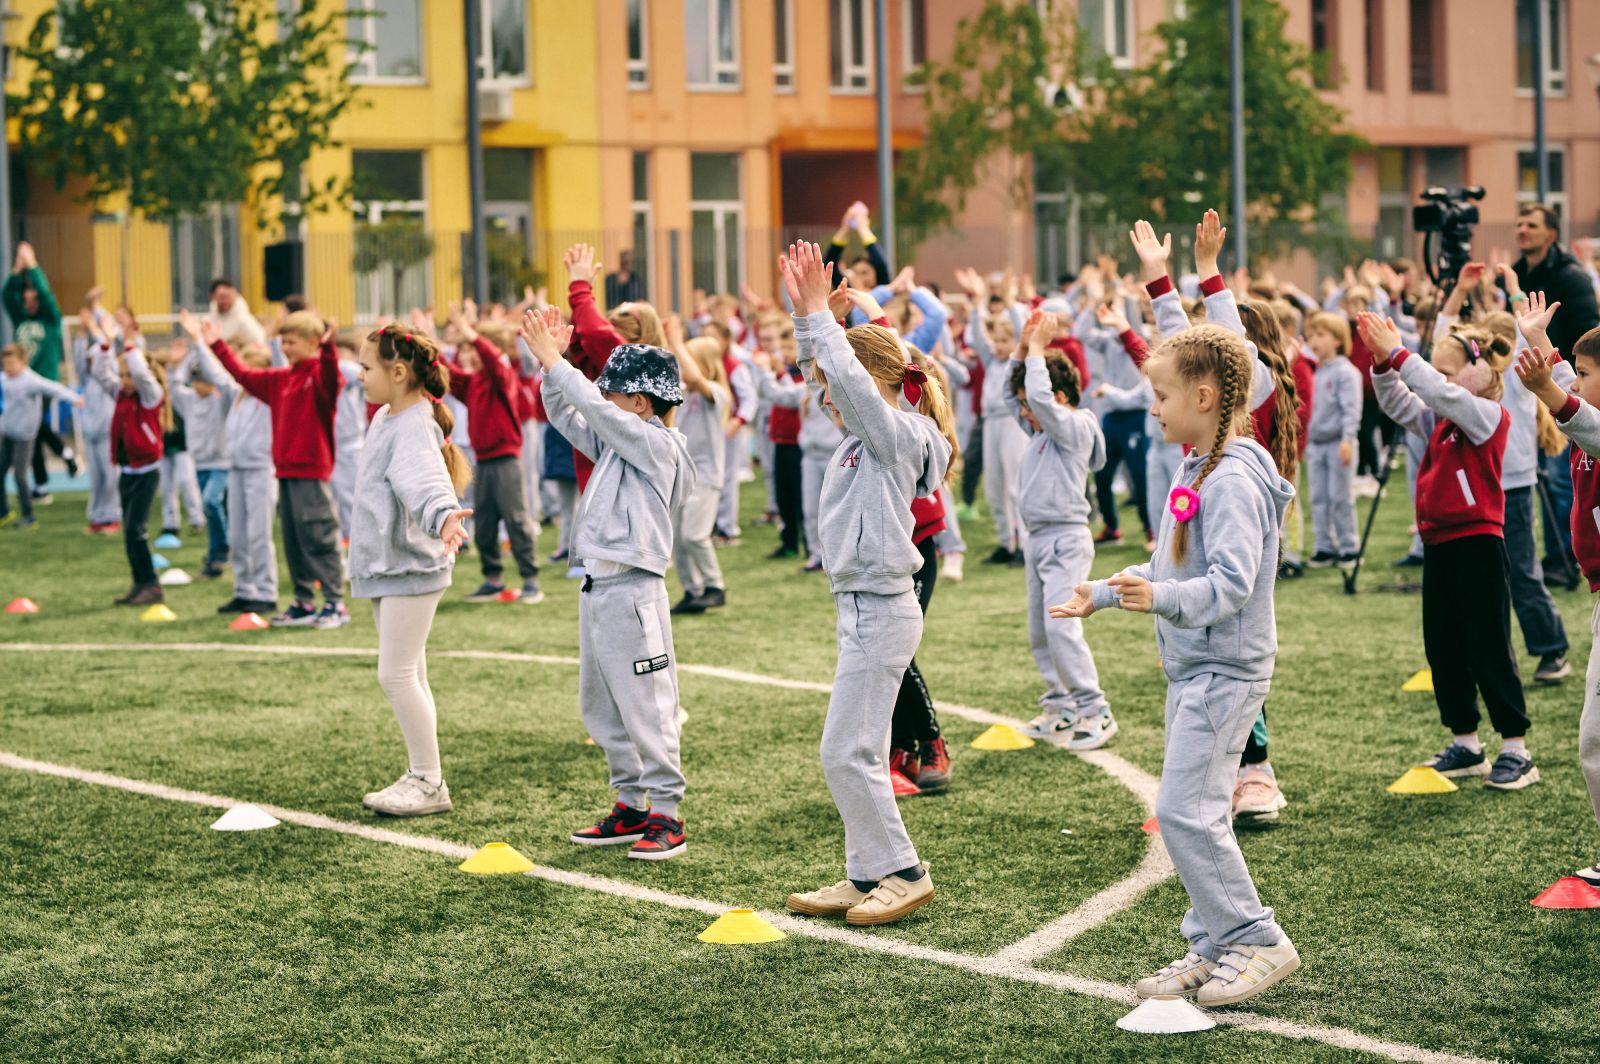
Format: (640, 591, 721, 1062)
(3, 642, 1166, 957)
(0, 749, 1492, 1064)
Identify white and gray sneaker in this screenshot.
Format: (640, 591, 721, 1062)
(1068, 711, 1118, 750)
(1135, 952, 1217, 999)
(1574, 863, 1600, 890)
(1195, 937, 1301, 1006)
(363, 773, 453, 817)
(1020, 710, 1077, 744)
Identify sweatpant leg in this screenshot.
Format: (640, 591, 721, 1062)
(934, 487, 966, 556)
(1542, 447, 1576, 561)
(821, 591, 924, 882)
(1025, 536, 1072, 716)
(371, 589, 446, 778)
(581, 576, 686, 816)
(960, 414, 984, 508)
(31, 397, 63, 484)
(1307, 444, 1333, 556)
(473, 458, 507, 581)
(760, 432, 777, 513)
(774, 443, 803, 553)
(1504, 486, 1568, 657)
(984, 417, 1027, 551)
(120, 470, 159, 587)
(1158, 672, 1284, 960)
(1581, 599, 1600, 835)
(1034, 526, 1109, 718)
(86, 437, 118, 524)
(2, 437, 33, 518)
(674, 482, 722, 597)
(1145, 441, 1181, 532)
(158, 453, 181, 529)
(197, 469, 229, 564)
(557, 480, 578, 555)
(522, 424, 543, 527)
(332, 449, 359, 541)
(802, 451, 828, 565)
(176, 451, 203, 528)
(1241, 709, 1270, 765)
(1330, 445, 1358, 555)
(717, 428, 745, 537)
(281, 478, 345, 605)
(891, 540, 941, 747)
(494, 457, 541, 580)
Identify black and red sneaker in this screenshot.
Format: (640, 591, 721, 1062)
(569, 802, 651, 846)
(889, 748, 920, 785)
(1094, 527, 1124, 545)
(627, 812, 687, 861)
(917, 737, 951, 794)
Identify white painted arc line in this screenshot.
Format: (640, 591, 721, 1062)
(0, 750, 1493, 1064)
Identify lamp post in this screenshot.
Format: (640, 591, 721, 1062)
(464, 0, 488, 302)
(873, 0, 894, 270)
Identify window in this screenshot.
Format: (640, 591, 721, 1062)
(170, 207, 240, 311)
(484, 149, 535, 303)
(1311, 0, 1338, 89)
(1516, 0, 1567, 96)
(627, 0, 648, 88)
(903, 0, 927, 89)
(631, 152, 652, 301)
(773, 0, 795, 92)
(1518, 147, 1567, 233)
(348, 0, 424, 82)
(351, 150, 431, 318)
(1079, 0, 1134, 69)
(1364, 0, 1384, 91)
(686, 0, 739, 89)
(1408, 0, 1442, 93)
(690, 153, 742, 294)
(830, 0, 874, 93)
(478, 0, 528, 83)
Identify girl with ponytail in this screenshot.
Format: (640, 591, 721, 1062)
(346, 323, 474, 819)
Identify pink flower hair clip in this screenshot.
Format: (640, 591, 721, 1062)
(1168, 485, 1200, 523)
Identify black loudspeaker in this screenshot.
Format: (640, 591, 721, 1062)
(263, 241, 304, 302)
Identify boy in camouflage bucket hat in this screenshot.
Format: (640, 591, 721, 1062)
(593, 343, 684, 408)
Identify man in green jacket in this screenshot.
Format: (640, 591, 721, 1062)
(2, 240, 77, 497)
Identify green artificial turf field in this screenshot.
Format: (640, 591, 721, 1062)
(3, 473, 1598, 1062)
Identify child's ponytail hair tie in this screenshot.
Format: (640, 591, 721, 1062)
(902, 362, 927, 405)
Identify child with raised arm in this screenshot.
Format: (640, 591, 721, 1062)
(1, 343, 83, 528)
(90, 333, 172, 605)
(1052, 321, 1299, 1007)
(523, 306, 696, 861)
(74, 304, 121, 532)
(1303, 312, 1362, 567)
(665, 317, 731, 613)
(778, 243, 951, 927)
(169, 337, 236, 578)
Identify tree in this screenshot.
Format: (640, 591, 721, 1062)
(13, 0, 365, 227)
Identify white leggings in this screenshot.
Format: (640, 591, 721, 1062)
(371, 588, 446, 779)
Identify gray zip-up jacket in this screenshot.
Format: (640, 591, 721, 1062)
(171, 347, 238, 471)
(1089, 438, 1294, 681)
(347, 401, 462, 599)
(795, 311, 951, 596)
(759, 364, 845, 457)
(1005, 353, 1106, 531)
(967, 302, 1029, 417)
(188, 345, 274, 472)
(541, 358, 696, 576)
(1, 366, 78, 440)
(73, 337, 116, 438)
(677, 382, 729, 487)
(1306, 356, 1361, 445)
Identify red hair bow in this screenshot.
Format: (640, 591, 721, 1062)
(902, 363, 927, 405)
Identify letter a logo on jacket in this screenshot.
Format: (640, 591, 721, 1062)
(839, 450, 861, 469)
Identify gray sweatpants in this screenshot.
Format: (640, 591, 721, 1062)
(1158, 671, 1285, 960)
(521, 422, 543, 527)
(717, 425, 749, 536)
(1306, 440, 1357, 556)
(160, 450, 204, 530)
(935, 486, 967, 556)
(332, 445, 360, 541)
(675, 481, 723, 596)
(579, 570, 685, 816)
(84, 434, 119, 525)
(822, 590, 924, 881)
(759, 431, 777, 513)
(279, 477, 344, 605)
(983, 416, 1028, 551)
(801, 449, 830, 566)
(473, 455, 540, 582)
(1582, 600, 1600, 838)
(1026, 525, 1108, 719)
(229, 468, 278, 603)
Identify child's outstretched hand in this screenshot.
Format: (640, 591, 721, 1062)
(1128, 220, 1172, 285)
(1030, 312, 1060, 353)
(1107, 571, 1153, 612)
(177, 308, 204, 343)
(825, 278, 852, 321)
(1356, 312, 1402, 364)
(779, 242, 835, 317)
(520, 306, 572, 369)
(1048, 583, 1097, 620)
(1095, 301, 1131, 334)
(1016, 308, 1044, 355)
(1193, 209, 1226, 279)
(845, 286, 886, 323)
(440, 508, 474, 555)
(1513, 345, 1560, 398)
(1516, 290, 1561, 346)
(563, 243, 602, 285)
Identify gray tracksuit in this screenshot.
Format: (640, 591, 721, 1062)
(332, 360, 366, 539)
(717, 356, 759, 536)
(763, 364, 845, 566)
(171, 349, 236, 472)
(675, 383, 729, 596)
(542, 358, 696, 817)
(1, 366, 77, 440)
(190, 347, 278, 602)
(968, 308, 1029, 549)
(1088, 438, 1294, 961)
(796, 310, 951, 881)
(77, 339, 121, 525)
(1305, 355, 1361, 556)
(347, 401, 462, 600)
(1006, 354, 1110, 720)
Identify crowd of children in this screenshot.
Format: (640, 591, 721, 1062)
(9, 200, 1600, 1008)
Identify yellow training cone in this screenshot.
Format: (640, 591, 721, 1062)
(458, 842, 535, 875)
(698, 909, 786, 944)
(1387, 766, 1459, 794)
(139, 603, 178, 623)
(1401, 669, 1434, 693)
(970, 724, 1035, 750)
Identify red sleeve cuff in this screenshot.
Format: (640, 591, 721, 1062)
(1374, 347, 1408, 373)
(1119, 328, 1140, 347)
(1557, 394, 1582, 424)
(1198, 275, 1227, 297)
(1145, 276, 1174, 298)
(870, 316, 892, 329)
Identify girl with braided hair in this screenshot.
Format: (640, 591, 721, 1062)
(1055, 242, 1301, 1009)
(348, 324, 473, 817)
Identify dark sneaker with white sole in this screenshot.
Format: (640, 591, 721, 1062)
(1420, 742, 1490, 778)
(272, 601, 320, 627)
(465, 581, 508, 602)
(1484, 750, 1540, 790)
(1534, 654, 1572, 683)
(313, 602, 350, 629)
(570, 802, 651, 846)
(627, 812, 686, 860)
(520, 578, 545, 604)
(1306, 551, 1337, 569)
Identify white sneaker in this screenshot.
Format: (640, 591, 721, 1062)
(363, 773, 453, 817)
(1067, 711, 1118, 750)
(786, 879, 872, 917)
(1233, 769, 1288, 821)
(941, 552, 965, 583)
(1135, 952, 1217, 999)
(1196, 937, 1301, 1006)
(1020, 710, 1077, 744)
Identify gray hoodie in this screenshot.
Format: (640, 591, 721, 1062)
(73, 337, 116, 439)
(1089, 438, 1294, 682)
(188, 345, 274, 472)
(794, 311, 951, 596)
(347, 401, 462, 599)
(171, 346, 238, 471)
(1, 366, 78, 440)
(1005, 353, 1106, 531)
(676, 382, 729, 486)
(1306, 355, 1361, 445)
(540, 358, 696, 576)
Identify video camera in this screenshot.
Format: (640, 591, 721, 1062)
(1413, 185, 1485, 289)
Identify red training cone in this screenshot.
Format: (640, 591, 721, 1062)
(890, 770, 921, 797)
(1140, 816, 1160, 834)
(230, 612, 270, 631)
(497, 587, 520, 603)
(1531, 877, 1600, 910)
(5, 597, 39, 614)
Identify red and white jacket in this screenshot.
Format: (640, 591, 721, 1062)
(448, 335, 524, 461)
(212, 337, 340, 480)
(1548, 358, 1600, 589)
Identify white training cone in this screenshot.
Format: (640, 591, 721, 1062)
(158, 568, 193, 587)
(1115, 996, 1216, 1035)
(210, 804, 281, 832)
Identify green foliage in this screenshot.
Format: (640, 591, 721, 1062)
(13, 0, 366, 225)
(353, 215, 432, 313)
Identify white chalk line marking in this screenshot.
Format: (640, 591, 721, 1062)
(0, 750, 1491, 1064)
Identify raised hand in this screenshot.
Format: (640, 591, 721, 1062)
(663, 314, 686, 350)
(1513, 346, 1555, 393)
(954, 267, 989, 302)
(845, 286, 886, 323)
(320, 317, 339, 346)
(1356, 312, 1402, 363)
(779, 242, 835, 317)
(826, 278, 852, 321)
(889, 265, 915, 296)
(440, 508, 474, 555)
(563, 243, 602, 285)
(177, 309, 204, 343)
(1048, 583, 1097, 620)
(1128, 219, 1173, 285)
(520, 306, 573, 369)
(1516, 291, 1561, 345)
(1017, 308, 1044, 354)
(1193, 209, 1226, 279)
(1030, 311, 1060, 351)
(1096, 300, 1132, 334)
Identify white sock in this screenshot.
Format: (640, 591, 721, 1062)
(1453, 733, 1483, 754)
(1502, 737, 1528, 757)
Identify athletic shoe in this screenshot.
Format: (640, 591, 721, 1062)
(216, 597, 248, 614)
(1007, 551, 1026, 568)
(787, 879, 871, 917)
(1534, 654, 1572, 683)
(889, 747, 920, 786)
(122, 585, 165, 607)
(1305, 551, 1337, 569)
(519, 578, 545, 605)
(0, 513, 15, 529)
(30, 488, 52, 504)
(1094, 528, 1123, 545)
(802, 559, 825, 573)
(63, 447, 79, 477)
(1135, 952, 1217, 999)
(364, 773, 453, 817)
(768, 546, 799, 560)
(670, 593, 707, 616)
(272, 601, 320, 627)
(1143, 534, 1157, 553)
(1574, 863, 1600, 889)
(1484, 750, 1540, 791)
(981, 546, 1014, 566)
(1233, 770, 1287, 822)
(200, 561, 227, 579)
(1278, 560, 1304, 579)
(627, 812, 686, 861)
(243, 599, 279, 615)
(1196, 937, 1301, 1006)
(1393, 552, 1425, 569)
(566, 564, 586, 580)
(313, 602, 350, 629)
(1336, 553, 1359, 570)
(697, 587, 726, 609)
(754, 510, 778, 526)
(465, 581, 508, 603)
(548, 548, 569, 563)
(570, 802, 652, 845)
(99, 522, 121, 535)
(1419, 742, 1490, 778)
(845, 865, 935, 926)
(1067, 712, 1118, 751)
(1353, 475, 1379, 498)
(941, 552, 964, 583)
(1020, 710, 1077, 744)
(917, 738, 951, 793)
(16, 515, 36, 528)
(83, 523, 103, 535)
